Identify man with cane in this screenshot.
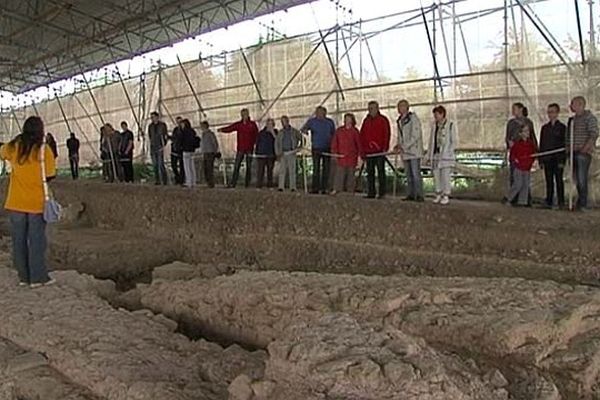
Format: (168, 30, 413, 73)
(567, 96, 598, 211)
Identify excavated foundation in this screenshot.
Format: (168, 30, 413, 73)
(0, 181, 598, 399)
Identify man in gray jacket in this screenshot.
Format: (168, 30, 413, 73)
(147, 111, 169, 185)
(394, 100, 424, 202)
(276, 115, 303, 192)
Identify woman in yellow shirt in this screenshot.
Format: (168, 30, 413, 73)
(0, 116, 56, 288)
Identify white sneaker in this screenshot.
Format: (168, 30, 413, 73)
(433, 195, 442, 204)
(440, 195, 450, 205)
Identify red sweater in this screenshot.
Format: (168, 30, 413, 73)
(221, 120, 259, 153)
(331, 126, 361, 168)
(510, 139, 537, 171)
(360, 113, 391, 156)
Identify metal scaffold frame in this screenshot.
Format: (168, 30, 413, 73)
(0, 0, 597, 157)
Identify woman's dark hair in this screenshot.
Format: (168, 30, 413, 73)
(182, 119, 192, 130)
(344, 113, 357, 126)
(9, 116, 44, 165)
(432, 105, 447, 118)
(512, 102, 527, 117)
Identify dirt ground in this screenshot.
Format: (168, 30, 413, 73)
(0, 180, 599, 400)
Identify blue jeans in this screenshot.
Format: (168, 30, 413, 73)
(151, 150, 168, 185)
(404, 159, 423, 199)
(573, 152, 592, 208)
(9, 212, 49, 284)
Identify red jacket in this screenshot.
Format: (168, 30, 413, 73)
(510, 138, 537, 171)
(359, 113, 391, 156)
(221, 120, 259, 153)
(331, 126, 361, 168)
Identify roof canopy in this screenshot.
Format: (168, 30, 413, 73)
(0, 0, 310, 93)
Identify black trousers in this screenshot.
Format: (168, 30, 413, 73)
(171, 152, 185, 185)
(366, 156, 386, 197)
(121, 159, 134, 183)
(203, 153, 216, 188)
(311, 150, 330, 193)
(232, 152, 253, 187)
(543, 160, 565, 206)
(69, 156, 79, 180)
(257, 157, 275, 188)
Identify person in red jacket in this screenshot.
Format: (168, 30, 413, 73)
(508, 124, 537, 206)
(218, 108, 259, 188)
(360, 101, 391, 199)
(331, 113, 361, 194)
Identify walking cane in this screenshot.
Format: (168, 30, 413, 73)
(569, 116, 575, 211)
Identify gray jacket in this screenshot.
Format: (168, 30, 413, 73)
(397, 112, 423, 161)
(200, 130, 219, 154)
(428, 120, 458, 169)
(275, 126, 303, 157)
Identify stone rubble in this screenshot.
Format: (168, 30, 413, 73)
(139, 270, 600, 399)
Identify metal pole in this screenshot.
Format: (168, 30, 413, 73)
(320, 28, 346, 102)
(575, 0, 587, 64)
(504, 0, 511, 117)
(176, 54, 208, 118)
(569, 117, 575, 211)
(421, 6, 443, 100)
(239, 48, 266, 108)
(258, 25, 339, 121)
(589, 0, 596, 59)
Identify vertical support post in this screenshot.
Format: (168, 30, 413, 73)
(504, 0, 511, 117)
(589, 0, 596, 60)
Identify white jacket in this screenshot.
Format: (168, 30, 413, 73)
(397, 112, 423, 161)
(428, 120, 457, 169)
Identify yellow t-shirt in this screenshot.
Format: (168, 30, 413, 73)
(0, 142, 56, 214)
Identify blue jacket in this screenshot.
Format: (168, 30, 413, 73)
(303, 117, 336, 150)
(256, 128, 276, 156)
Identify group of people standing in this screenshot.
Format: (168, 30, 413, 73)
(505, 96, 598, 211)
(208, 100, 457, 203)
(59, 95, 598, 210)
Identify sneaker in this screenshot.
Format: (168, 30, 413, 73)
(440, 195, 450, 205)
(415, 197, 425, 203)
(278, 188, 284, 192)
(433, 195, 442, 204)
(364, 194, 376, 199)
(18, 282, 28, 287)
(402, 196, 415, 202)
(30, 279, 55, 289)
(330, 190, 338, 196)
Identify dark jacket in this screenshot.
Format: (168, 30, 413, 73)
(181, 127, 199, 153)
(539, 120, 566, 164)
(171, 127, 184, 154)
(119, 130, 135, 159)
(66, 137, 80, 157)
(256, 128, 277, 156)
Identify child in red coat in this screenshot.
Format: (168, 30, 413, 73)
(508, 125, 537, 206)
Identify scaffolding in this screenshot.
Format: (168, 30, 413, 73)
(0, 0, 597, 171)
